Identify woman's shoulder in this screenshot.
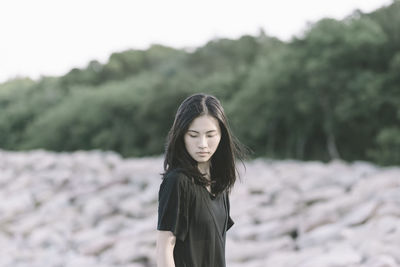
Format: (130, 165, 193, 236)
(162, 168, 194, 187)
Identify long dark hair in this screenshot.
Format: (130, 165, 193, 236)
(162, 93, 252, 195)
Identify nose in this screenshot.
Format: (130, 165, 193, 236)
(198, 135, 207, 148)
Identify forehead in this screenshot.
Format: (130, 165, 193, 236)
(187, 115, 220, 132)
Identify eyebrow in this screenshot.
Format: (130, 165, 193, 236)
(187, 130, 217, 133)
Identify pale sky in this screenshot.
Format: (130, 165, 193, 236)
(0, 0, 392, 83)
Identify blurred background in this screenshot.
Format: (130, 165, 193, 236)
(1, 0, 399, 165)
(1, 0, 400, 267)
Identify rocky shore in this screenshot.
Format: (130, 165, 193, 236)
(0, 149, 399, 267)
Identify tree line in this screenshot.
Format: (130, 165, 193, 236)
(0, 1, 399, 165)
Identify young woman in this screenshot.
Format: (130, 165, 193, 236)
(156, 93, 250, 267)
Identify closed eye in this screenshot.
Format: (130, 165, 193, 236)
(189, 135, 215, 138)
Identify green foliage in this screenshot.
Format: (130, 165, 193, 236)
(0, 1, 399, 165)
(18, 72, 198, 157)
(0, 77, 64, 149)
(368, 126, 400, 165)
(60, 45, 186, 87)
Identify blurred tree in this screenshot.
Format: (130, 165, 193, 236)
(293, 15, 387, 160)
(0, 1, 399, 165)
(0, 77, 63, 149)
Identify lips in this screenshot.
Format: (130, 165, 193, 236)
(197, 152, 209, 155)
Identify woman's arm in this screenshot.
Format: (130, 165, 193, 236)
(156, 230, 176, 267)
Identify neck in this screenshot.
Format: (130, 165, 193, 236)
(197, 161, 211, 180)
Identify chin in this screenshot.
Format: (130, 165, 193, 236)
(196, 157, 210, 162)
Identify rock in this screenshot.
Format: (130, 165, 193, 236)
(227, 236, 294, 263)
(340, 200, 380, 226)
(1, 149, 400, 267)
(80, 235, 116, 256)
(364, 255, 398, 267)
(298, 194, 360, 233)
(296, 223, 344, 248)
(81, 196, 115, 223)
(302, 186, 345, 205)
(298, 244, 362, 267)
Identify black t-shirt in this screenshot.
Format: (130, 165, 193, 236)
(157, 169, 234, 267)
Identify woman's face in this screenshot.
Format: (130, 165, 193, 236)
(184, 115, 221, 164)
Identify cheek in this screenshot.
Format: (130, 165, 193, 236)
(183, 136, 190, 150)
(184, 136, 195, 151)
(210, 136, 221, 149)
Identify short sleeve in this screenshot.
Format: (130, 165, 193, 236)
(226, 192, 234, 231)
(157, 171, 191, 241)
